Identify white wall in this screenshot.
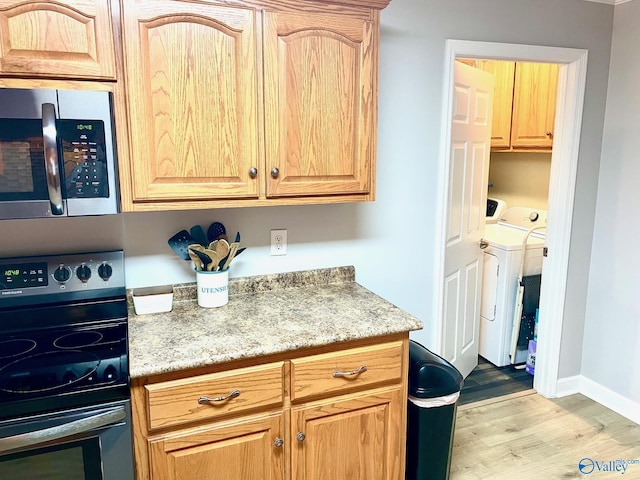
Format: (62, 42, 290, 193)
(1, 0, 613, 385)
(583, 0, 640, 405)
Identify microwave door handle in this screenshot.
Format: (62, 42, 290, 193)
(0, 406, 126, 454)
(42, 103, 64, 215)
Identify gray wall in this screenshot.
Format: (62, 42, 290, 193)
(583, 0, 640, 404)
(1, 1, 614, 393)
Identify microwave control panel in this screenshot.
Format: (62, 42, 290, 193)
(59, 119, 109, 199)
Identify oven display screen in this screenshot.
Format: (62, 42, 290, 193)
(0, 262, 48, 290)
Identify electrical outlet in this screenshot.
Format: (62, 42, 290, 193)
(270, 229, 287, 256)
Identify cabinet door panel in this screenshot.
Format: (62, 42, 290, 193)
(0, 0, 115, 79)
(263, 12, 374, 197)
(477, 60, 514, 149)
(510, 62, 558, 149)
(150, 412, 284, 480)
(292, 387, 405, 480)
(122, 1, 259, 201)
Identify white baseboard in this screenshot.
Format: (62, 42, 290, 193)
(556, 375, 582, 397)
(554, 375, 640, 425)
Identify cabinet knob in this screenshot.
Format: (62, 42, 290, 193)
(271, 167, 280, 179)
(274, 437, 284, 448)
(546, 131, 552, 137)
(249, 167, 258, 179)
(296, 432, 306, 443)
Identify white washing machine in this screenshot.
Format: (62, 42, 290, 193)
(486, 197, 507, 224)
(479, 207, 547, 367)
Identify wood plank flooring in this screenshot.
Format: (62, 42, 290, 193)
(451, 393, 640, 479)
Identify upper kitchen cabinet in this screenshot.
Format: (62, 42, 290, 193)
(0, 0, 116, 79)
(120, 0, 260, 204)
(263, 11, 375, 198)
(510, 62, 559, 149)
(118, 0, 389, 212)
(476, 60, 558, 151)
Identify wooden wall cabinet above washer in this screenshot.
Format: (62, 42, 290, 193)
(475, 60, 559, 151)
(118, 0, 389, 212)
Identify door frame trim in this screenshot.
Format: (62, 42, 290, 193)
(433, 40, 588, 397)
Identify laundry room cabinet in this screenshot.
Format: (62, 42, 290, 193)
(118, 0, 389, 211)
(476, 60, 559, 151)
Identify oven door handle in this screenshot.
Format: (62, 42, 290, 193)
(0, 406, 125, 454)
(42, 102, 64, 216)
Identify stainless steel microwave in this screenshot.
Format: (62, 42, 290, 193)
(0, 88, 119, 220)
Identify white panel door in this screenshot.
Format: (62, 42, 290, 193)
(442, 61, 493, 378)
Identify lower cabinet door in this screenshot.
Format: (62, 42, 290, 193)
(291, 387, 405, 480)
(148, 412, 284, 480)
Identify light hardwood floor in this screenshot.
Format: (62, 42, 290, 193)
(451, 392, 640, 479)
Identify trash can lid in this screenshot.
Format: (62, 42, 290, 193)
(408, 340, 464, 398)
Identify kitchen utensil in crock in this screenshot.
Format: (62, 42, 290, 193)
(188, 249, 203, 271)
(203, 249, 219, 271)
(189, 247, 213, 271)
(215, 239, 229, 267)
(168, 230, 197, 260)
(207, 222, 226, 243)
(220, 243, 238, 271)
(189, 225, 208, 248)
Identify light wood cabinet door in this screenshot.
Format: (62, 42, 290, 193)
(291, 386, 405, 480)
(149, 412, 284, 480)
(0, 0, 115, 79)
(121, 0, 260, 202)
(263, 11, 375, 198)
(476, 60, 515, 149)
(510, 62, 559, 149)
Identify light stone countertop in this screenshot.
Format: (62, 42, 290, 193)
(128, 266, 423, 378)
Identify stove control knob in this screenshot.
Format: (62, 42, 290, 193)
(53, 265, 72, 283)
(98, 262, 113, 281)
(76, 264, 92, 283)
(104, 365, 118, 382)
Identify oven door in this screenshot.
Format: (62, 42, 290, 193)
(0, 399, 133, 480)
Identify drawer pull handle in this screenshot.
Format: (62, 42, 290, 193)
(333, 365, 367, 378)
(198, 389, 240, 404)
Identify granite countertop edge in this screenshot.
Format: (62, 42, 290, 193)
(128, 266, 423, 379)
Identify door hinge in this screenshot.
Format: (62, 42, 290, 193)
(543, 246, 548, 257)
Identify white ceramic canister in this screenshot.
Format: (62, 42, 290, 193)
(196, 268, 229, 308)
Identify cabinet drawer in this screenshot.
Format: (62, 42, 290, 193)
(145, 362, 284, 430)
(290, 341, 404, 402)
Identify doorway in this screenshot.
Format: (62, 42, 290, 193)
(433, 40, 588, 398)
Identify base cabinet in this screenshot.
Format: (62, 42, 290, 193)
(292, 387, 404, 480)
(149, 413, 284, 480)
(131, 335, 409, 480)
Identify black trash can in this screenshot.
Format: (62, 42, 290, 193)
(405, 340, 464, 480)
